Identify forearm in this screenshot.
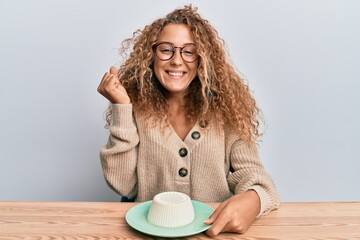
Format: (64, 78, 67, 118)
(100, 104, 139, 197)
(228, 139, 280, 215)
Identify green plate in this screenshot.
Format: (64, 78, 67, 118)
(125, 200, 214, 238)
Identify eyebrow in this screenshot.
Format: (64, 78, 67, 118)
(156, 41, 196, 47)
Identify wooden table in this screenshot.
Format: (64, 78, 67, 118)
(0, 201, 359, 239)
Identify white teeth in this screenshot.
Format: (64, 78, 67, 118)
(168, 71, 184, 77)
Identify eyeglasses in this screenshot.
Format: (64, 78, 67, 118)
(153, 42, 198, 63)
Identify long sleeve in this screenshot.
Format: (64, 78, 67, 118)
(100, 110, 279, 206)
(227, 133, 280, 216)
(100, 104, 139, 198)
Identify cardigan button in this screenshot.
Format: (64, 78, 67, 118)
(191, 131, 201, 140)
(178, 168, 188, 177)
(179, 148, 188, 157)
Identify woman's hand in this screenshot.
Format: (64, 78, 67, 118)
(204, 190, 261, 237)
(97, 67, 131, 104)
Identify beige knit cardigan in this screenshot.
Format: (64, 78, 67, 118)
(100, 104, 280, 215)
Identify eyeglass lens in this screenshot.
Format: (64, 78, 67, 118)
(155, 43, 197, 63)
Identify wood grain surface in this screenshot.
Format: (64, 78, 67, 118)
(0, 201, 359, 239)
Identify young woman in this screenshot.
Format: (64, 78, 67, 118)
(97, 5, 279, 236)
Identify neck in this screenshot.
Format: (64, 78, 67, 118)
(167, 91, 187, 107)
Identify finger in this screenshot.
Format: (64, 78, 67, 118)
(205, 211, 230, 237)
(102, 71, 110, 80)
(99, 73, 115, 94)
(109, 67, 122, 86)
(109, 67, 120, 86)
(99, 71, 112, 86)
(106, 74, 118, 87)
(219, 221, 249, 235)
(109, 66, 118, 75)
(204, 201, 228, 224)
(98, 72, 111, 92)
(218, 221, 237, 234)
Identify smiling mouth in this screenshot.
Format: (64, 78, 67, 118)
(167, 71, 185, 77)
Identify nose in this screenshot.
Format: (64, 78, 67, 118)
(170, 48, 183, 65)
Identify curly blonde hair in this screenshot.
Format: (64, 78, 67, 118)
(106, 5, 262, 142)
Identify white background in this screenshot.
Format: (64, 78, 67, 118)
(1, 0, 359, 202)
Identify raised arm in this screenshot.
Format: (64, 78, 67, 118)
(98, 67, 139, 198)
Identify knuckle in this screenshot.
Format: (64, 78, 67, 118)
(205, 228, 217, 237)
(234, 222, 248, 234)
(237, 226, 249, 234)
(104, 86, 111, 92)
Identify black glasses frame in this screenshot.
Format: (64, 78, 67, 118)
(152, 42, 198, 63)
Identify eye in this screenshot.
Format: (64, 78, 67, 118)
(182, 50, 194, 56)
(160, 48, 174, 54)
(181, 46, 196, 56)
(157, 44, 174, 55)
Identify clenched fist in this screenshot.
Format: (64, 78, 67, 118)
(97, 67, 131, 104)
